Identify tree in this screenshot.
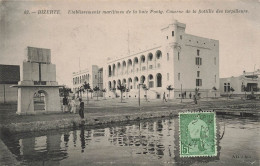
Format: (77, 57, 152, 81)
(242, 86, 248, 99)
(142, 84, 149, 102)
(93, 86, 100, 101)
(212, 86, 217, 98)
(83, 82, 91, 104)
(89, 89, 94, 99)
(117, 83, 126, 103)
(166, 85, 174, 99)
(102, 88, 107, 99)
(59, 87, 72, 97)
(230, 87, 235, 97)
(77, 86, 84, 98)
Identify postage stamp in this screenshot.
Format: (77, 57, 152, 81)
(179, 112, 216, 157)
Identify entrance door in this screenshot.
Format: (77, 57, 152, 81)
(33, 90, 46, 111)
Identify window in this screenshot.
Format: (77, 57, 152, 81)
(197, 49, 200, 56)
(196, 79, 202, 86)
(172, 31, 174, 36)
(166, 36, 168, 39)
(149, 65, 153, 69)
(178, 73, 180, 81)
(180, 35, 182, 40)
(224, 83, 231, 92)
(95, 75, 97, 79)
(167, 53, 169, 61)
(197, 71, 200, 77)
(157, 63, 161, 68)
(142, 66, 146, 71)
(178, 52, 180, 60)
(214, 57, 216, 65)
(167, 73, 169, 81)
(195, 57, 202, 65)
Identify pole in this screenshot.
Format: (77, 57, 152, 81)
(138, 84, 140, 107)
(181, 84, 183, 102)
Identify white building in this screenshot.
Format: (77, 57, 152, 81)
(103, 20, 219, 99)
(220, 69, 260, 96)
(72, 65, 103, 97)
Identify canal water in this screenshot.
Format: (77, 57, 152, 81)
(1, 115, 259, 166)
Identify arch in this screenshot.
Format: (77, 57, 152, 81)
(117, 62, 121, 68)
(140, 75, 146, 84)
(122, 61, 126, 67)
(117, 79, 121, 86)
(148, 74, 154, 88)
(134, 57, 138, 64)
(108, 65, 112, 77)
(112, 64, 116, 76)
(148, 53, 153, 61)
(134, 76, 139, 89)
(34, 90, 48, 111)
(122, 61, 126, 74)
(127, 59, 133, 73)
(127, 59, 132, 65)
(156, 73, 162, 87)
(112, 80, 116, 89)
(117, 62, 121, 75)
(128, 78, 133, 89)
(133, 57, 139, 72)
(122, 78, 127, 86)
(156, 50, 162, 59)
(108, 81, 112, 89)
(140, 55, 145, 63)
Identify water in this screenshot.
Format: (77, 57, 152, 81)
(1, 115, 259, 166)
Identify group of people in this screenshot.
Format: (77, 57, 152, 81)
(62, 96, 85, 119)
(162, 91, 195, 102)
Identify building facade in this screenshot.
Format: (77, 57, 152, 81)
(72, 65, 103, 97)
(220, 69, 260, 96)
(103, 20, 219, 99)
(0, 64, 20, 103)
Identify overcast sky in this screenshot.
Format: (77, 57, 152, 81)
(0, 0, 259, 87)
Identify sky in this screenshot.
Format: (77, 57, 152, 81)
(0, 0, 259, 87)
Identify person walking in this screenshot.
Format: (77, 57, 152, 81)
(70, 97, 77, 114)
(79, 98, 84, 119)
(62, 96, 69, 113)
(163, 92, 167, 102)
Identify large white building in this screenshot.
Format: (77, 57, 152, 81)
(72, 65, 103, 97)
(103, 20, 219, 99)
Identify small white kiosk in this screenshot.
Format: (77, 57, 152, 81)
(14, 47, 62, 115)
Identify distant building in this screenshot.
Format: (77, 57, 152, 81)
(0, 64, 20, 103)
(103, 20, 219, 99)
(72, 65, 103, 97)
(220, 69, 260, 96)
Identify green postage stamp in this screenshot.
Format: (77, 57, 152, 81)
(179, 112, 217, 157)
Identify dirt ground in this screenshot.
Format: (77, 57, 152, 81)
(0, 97, 259, 125)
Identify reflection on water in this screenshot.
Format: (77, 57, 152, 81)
(1, 115, 259, 166)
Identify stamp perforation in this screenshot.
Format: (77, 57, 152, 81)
(178, 110, 217, 157)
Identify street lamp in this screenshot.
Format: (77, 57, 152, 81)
(138, 83, 144, 107)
